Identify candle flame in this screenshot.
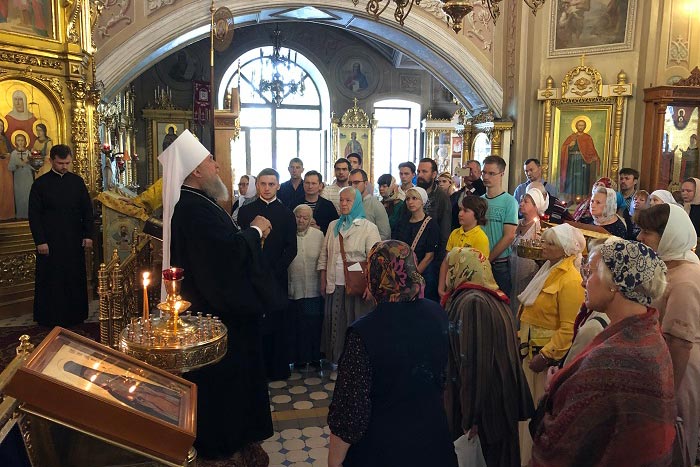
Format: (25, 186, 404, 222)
(142, 271, 150, 287)
(89, 374, 97, 382)
(174, 301, 181, 312)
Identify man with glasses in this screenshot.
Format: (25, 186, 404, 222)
(481, 155, 518, 296)
(349, 168, 391, 240)
(278, 157, 305, 208)
(321, 158, 351, 214)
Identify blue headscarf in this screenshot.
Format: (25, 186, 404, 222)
(334, 187, 366, 236)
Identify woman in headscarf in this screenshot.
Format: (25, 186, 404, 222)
(377, 173, 405, 230)
(517, 223, 586, 464)
(649, 189, 680, 207)
(328, 240, 457, 467)
(509, 188, 546, 319)
(442, 247, 534, 467)
(531, 239, 675, 467)
(288, 204, 326, 367)
(636, 203, 700, 466)
(392, 186, 439, 275)
(318, 187, 381, 365)
(231, 174, 256, 222)
(590, 185, 628, 238)
(572, 177, 612, 223)
(438, 171, 457, 196)
(681, 177, 700, 239)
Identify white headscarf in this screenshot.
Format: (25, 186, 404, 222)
(591, 187, 618, 225)
(650, 190, 681, 207)
(406, 186, 428, 205)
(518, 223, 586, 307)
(159, 129, 210, 292)
(657, 204, 700, 264)
(525, 188, 547, 216)
(684, 177, 700, 213)
(232, 175, 256, 221)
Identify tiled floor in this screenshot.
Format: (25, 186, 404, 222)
(264, 365, 335, 466)
(0, 304, 334, 466)
(0, 300, 100, 328)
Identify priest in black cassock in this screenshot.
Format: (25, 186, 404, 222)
(160, 130, 274, 461)
(28, 144, 93, 327)
(238, 168, 297, 381)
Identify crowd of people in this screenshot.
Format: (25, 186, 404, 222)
(156, 133, 700, 466)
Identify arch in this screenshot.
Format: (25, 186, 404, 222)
(96, 1, 502, 116)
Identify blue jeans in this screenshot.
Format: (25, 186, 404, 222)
(491, 260, 512, 299)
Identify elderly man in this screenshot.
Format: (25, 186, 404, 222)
(161, 130, 274, 461)
(349, 168, 391, 240)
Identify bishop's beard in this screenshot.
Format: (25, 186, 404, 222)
(202, 175, 230, 203)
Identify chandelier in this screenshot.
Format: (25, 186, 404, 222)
(359, 0, 546, 33)
(254, 25, 306, 107)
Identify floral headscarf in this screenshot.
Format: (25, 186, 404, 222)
(367, 240, 424, 303)
(441, 247, 508, 307)
(598, 239, 667, 306)
(334, 187, 366, 237)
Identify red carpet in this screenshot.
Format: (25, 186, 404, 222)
(0, 323, 99, 371)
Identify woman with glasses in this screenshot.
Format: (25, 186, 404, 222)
(636, 203, 700, 466)
(531, 239, 676, 466)
(231, 174, 256, 222)
(516, 223, 585, 464)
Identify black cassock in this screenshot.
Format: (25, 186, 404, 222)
(28, 170, 93, 327)
(238, 198, 297, 380)
(170, 186, 273, 458)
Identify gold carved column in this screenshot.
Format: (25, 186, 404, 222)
(213, 110, 240, 214)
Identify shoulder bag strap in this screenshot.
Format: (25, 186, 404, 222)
(411, 216, 432, 251)
(338, 233, 349, 265)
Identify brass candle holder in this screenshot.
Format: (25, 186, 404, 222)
(119, 267, 227, 374)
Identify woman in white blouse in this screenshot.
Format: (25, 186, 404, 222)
(288, 204, 326, 366)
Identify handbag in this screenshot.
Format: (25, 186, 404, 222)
(338, 234, 368, 297)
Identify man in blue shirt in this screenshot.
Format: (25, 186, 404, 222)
(278, 157, 305, 208)
(513, 158, 557, 203)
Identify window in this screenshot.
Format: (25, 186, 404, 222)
(373, 99, 420, 181)
(219, 48, 330, 189)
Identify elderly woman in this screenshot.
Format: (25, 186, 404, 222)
(509, 188, 546, 318)
(438, 171, 457, 196)
(231, 174, 256, 221)
(649, 189, 680, 207)
(636, 203, 700, 466)
(287, 204, 326, 366)
(590, 185, 628, 238)
(517, 223, 586, 463)
(377, 173, 405, 230)
(531, 239, 676, 466)
(442, 247, 533, 467)
(572, 177, 613, 223)
(328, 241, 457, 467)
(318, 187, 381, 365)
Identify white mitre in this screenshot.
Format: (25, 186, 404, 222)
(159, 129, 210, 282)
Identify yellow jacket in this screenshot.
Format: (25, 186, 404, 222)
(520, 255, 584, 361)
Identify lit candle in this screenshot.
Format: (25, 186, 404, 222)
(142, 271, 150, 321)
(173, 301, 181, 332)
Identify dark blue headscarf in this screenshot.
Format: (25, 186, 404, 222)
(334, 187, 366, 236)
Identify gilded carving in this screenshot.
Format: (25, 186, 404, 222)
(0, 53, 62, 70)
(562, 60, 603, 97)
(67, 80, 91, 184)
(66, 0, 83, 44)
(0, 253, 36, 287)
(37, 76, 65, 103)
(471, 110, 494, 124)
(340, 98, 371, 128)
